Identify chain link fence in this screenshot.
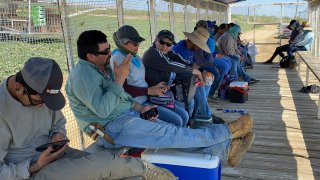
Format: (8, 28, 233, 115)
(0, 0, 228, 149)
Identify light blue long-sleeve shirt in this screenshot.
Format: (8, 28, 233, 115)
(292, 30, 314, 51)
(65, 59, 135, 134)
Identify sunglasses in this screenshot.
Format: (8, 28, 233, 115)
(95, 46, 111, 56)
(159, 39, 173, 47)
(24, 87, 44, 106)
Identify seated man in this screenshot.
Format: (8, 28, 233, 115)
(66, 30, 255, 167)
(264, 20, 303, 64)
(287, 23, 314, 61)
(0, 57, 175, 180)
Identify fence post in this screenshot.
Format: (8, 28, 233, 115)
(196, 1, 200, 21)
(59, 0, 84, 150)
(184, 0, 188, 32)
(116, 0, 124, 27)
(148, 0, 156, 43)
(227, 6, 231, 23)
(169, 0, 175, 33)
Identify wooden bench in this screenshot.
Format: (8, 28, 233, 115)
(296, 51, 320, 119)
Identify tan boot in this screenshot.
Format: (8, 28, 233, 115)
(228, 132, 255, 167)
(142, 161, 176, 180)
(228, 114, 253, 139)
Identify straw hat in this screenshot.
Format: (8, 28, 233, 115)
(183, 27, 211, 53)
(302, 22, 313, 30)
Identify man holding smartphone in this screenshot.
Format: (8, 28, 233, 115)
(0, 57, 175, 179)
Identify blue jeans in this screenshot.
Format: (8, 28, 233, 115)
(175, 99, 195, 118)
(97, 109, 232, 160)
(142, 102, 189, 127)
(193, 86, 212, 119)
(287, 45, 307, 59)
(226, 55, 251, 82)
(208, 58, 231, 96)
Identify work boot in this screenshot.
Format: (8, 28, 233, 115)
(228, 132, 255, 167)
(228, 114, 253, 139)
(142, 161, 176, 180)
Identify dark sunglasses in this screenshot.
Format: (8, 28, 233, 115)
(159, 39, 172, 47)
(95, 46, 111, 56)
(24, 87, 44, 106)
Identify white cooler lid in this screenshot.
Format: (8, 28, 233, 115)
(141, 149, 220, 169)
(229, 81, 248, 88)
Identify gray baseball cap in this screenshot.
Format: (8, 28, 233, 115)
(21, 57, 65, 110)
(115, 25, 145, 43)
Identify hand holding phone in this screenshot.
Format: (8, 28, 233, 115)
(36, 139, 70, 152)
(140, 107, 158, 120)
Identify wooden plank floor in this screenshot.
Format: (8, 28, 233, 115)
(209, 62, 320, 180)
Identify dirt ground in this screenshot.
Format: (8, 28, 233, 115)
(241, 24, 288, 62)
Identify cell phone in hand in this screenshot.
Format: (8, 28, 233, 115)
(140, 107, 158, 120)
(36, 139, 70, 152)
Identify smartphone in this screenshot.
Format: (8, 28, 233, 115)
(36, 139, 70, 152)
(140, 107, 158, 120)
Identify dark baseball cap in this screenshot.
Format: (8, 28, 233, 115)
(21, 57, 65, 110)
(115, 25, 145, 43)
(156, 30, 176, 44)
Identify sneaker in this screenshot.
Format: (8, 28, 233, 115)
(248, 78, 260, 85)
(263, 59, 273, 64)
(208, 96, 220, 103)
(228, 132, 255, 167)
(227, 114, 253, 139)
(142, 161, 176, 180)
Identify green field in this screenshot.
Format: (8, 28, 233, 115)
(0, 6, 304, 81)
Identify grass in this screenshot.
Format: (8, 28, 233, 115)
(0, 6, 305, 81)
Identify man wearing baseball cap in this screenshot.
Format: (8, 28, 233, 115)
(0, 57, 174, 179)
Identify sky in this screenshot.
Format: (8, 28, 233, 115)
(236, 0, 306, 4)
(232, 0, 308, 18)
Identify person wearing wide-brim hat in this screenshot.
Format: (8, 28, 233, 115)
(182, 27, 211, 53)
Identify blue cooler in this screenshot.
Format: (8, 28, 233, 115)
(141, 149, 221, 180)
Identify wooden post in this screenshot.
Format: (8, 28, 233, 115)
(318, 93, 320, 119)
(148, 0, 156, 42)
(169, 0, 174, 33)
(184, 0, 188, 32)
(305, 68, 309, 86)
(116, 0, 124, 27)
(196, 0, 200, 21)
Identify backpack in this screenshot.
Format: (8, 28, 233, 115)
(280, 56, 290, 68)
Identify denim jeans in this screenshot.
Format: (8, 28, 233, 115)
(287, 45, 307, 59)
(226, 55, 251, 82)
(142, 101, 189, 127)
(97, 109, 232, 160)
(175, 99, 194, 118)
(193, 86, 213, 120)
(208, 58, 231, 96)
(157, 103, 189, 127)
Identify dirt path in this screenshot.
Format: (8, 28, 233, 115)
(241, 24, 287, 62)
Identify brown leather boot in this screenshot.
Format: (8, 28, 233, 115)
(228, 114, 253, 139)
(228, 132, 255, 167)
